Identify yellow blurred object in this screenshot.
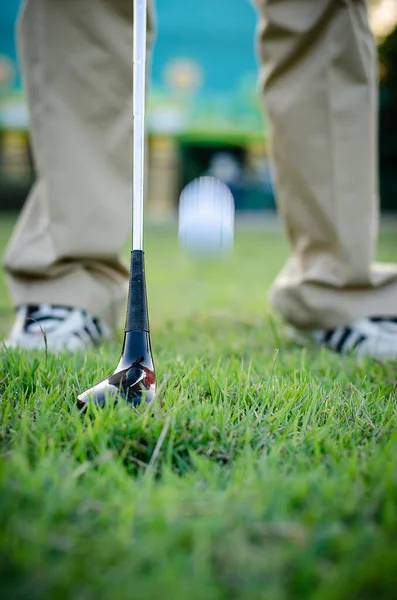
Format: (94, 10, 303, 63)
(0, 130, 31, 180)
(147, 136, 179, 219)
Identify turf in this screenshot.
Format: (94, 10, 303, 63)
(1, 217, 397, 600)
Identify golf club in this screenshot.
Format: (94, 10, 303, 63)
(77, 0, 156, 409)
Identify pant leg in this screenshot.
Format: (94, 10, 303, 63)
(255, 0, 397, 330)
(4, 0, 153, 331)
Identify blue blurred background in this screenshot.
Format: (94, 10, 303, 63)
(0, 0, 397, 214)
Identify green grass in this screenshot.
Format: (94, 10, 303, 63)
(1, 217, 397, 600)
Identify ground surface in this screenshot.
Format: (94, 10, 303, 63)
(1, 216, 397, 600)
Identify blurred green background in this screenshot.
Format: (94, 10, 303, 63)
(0, 0, 397, 214)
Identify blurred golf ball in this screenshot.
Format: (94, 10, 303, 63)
(178, 176, 235, 259)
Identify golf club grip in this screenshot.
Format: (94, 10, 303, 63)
(125, 250, 150, 332)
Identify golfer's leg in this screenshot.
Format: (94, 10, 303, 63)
(255, 0, 397, 330)
(4, 0, 152, 331)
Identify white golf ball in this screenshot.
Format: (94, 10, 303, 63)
(178, 176, 235, 259)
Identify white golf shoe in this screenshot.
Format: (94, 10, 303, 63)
(295, 317, 397, 360)
(4, 304, 112, 352)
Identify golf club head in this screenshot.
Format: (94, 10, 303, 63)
(77, 250, 156, 410)
(77, 330, 156, 409)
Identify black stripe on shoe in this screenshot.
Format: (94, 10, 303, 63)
(352, 334, 366, 351)
(83, 326, 100, 347)
(91, 317, 104, 340)
(323, 330, 335, 344)
(370, 317, 397, 323)
(334, 327, 353, 353)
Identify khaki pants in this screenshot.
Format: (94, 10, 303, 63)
(4, 0, 150, 331)
(4, 0, 397, 331)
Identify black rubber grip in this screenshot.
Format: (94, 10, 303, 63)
(125, 250, 150, 332)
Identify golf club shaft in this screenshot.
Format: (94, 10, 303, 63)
(132, 0, 147, 251)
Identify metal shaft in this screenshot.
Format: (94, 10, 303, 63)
(132, 0, 147, 251)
